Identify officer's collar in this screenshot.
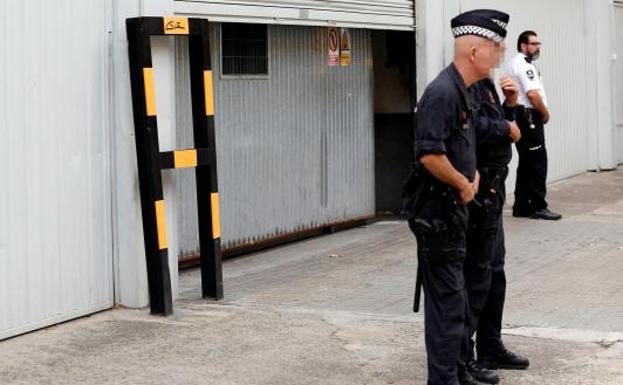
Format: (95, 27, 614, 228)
(521, 52, 532, 64)
(447, 63, 476, 111)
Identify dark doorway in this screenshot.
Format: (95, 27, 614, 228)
(372, 31, 415, 215)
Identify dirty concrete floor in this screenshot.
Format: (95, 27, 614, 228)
(1, 170, 623, 384)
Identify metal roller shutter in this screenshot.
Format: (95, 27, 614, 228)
(174, 0, 415, 30)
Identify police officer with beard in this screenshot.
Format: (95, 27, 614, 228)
(405, 9, 510, 385)
(460, 12, 531, 385)
(508, 31, 562, 220)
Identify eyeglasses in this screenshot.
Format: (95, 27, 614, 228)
(527, 42, 542, 46)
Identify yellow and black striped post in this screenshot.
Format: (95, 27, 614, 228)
(187, 19, 223, 300)
(126, 16, 223, 315)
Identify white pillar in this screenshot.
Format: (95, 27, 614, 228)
(585, 0, 616, 170)
(416, 0, 462, 100)
(111, 0, 147, 308)
(584, 0, 600, 170)
(151, 33, 179, 301)
(416, 0, 445, 99)
(112, 0, 177, 308)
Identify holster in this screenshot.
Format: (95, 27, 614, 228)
(469, 167, 507, 238)
(410, 181, 469, 264)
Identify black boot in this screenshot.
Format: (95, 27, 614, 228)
(478, 348, 530, 370)
(458, 364, 489, 385)
(466, 360, 500, 384)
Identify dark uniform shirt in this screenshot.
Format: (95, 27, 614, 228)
(471, 79, 513, 168)
(415, 63, 477, 182)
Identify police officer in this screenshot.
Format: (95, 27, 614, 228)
(508, 31, 562, 220)
(461, 12, 530, 384)
(406, 9, 509, 385)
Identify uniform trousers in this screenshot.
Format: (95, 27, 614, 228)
(513, 109, 548, 215)
(464, 214, 507, 360)
(410, 219, 471, 385)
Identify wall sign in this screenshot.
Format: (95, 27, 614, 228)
(340, 28, 351, 67)
(328, 27, 339, 67)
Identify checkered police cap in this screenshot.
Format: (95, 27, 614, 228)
(451, 9, 509, 43)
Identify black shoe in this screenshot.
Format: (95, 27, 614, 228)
(478, 348, 530, 370)
(466, 360, 500, 384)
(530, 208, 562, 220)
(458, 365, 490, 385)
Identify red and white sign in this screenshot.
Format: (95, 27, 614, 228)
(328, 27, 339, 67)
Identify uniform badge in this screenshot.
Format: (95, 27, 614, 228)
(526, 69, 535, 80)
(461, 111, 469, 130)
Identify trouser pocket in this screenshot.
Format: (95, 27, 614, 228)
(418, 228, 466, 264)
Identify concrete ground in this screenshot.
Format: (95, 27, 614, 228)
(2, 170, 623, 384)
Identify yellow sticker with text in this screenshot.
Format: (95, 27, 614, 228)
(164, 17, 189, 35)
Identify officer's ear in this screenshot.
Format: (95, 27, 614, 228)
(469, 46, 478, 63)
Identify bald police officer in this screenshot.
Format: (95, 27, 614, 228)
(508, 31, 561, 220)
(405, 9, 509, 385)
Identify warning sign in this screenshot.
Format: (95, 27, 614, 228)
(328, 27, 339, 67)
(340, 28, 351, 67)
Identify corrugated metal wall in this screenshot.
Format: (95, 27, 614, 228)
(459, 0, 590, 185)
(173, 0, 415, 30)
(614, 3, 623, 163)
(173, 24, 374, 254)
(0, 1, 114, 339)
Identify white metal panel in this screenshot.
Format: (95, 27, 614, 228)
(458, 0, 590, 187)
(173, 0, 415, 30)
(0, 0, 114, 340)
(614, 3, 623, 163)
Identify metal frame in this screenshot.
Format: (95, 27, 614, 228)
(126, 16, 223, 315)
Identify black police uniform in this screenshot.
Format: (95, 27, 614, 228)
(407, 63, 477, 385)
(514, 102, 548, 214)
(465, 79, 514, 361)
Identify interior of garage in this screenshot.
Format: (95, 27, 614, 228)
(372, 31, 416, 215)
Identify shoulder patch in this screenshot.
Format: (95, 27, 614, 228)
(526, 69, 535, 80)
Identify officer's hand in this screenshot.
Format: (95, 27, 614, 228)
(543, 112, 550, 124)
(508, 121, 521, 143)
(459, 181, 475, 205)
(500, 76, 519, 106)
(472, 171, 480, 195)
